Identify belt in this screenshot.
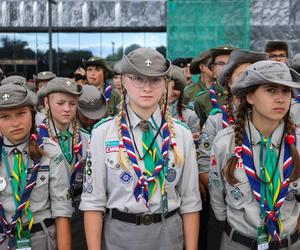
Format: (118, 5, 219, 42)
(225, 222, 299, 250)
(107, 208, 177, 225)
(0, 218, 54, 234)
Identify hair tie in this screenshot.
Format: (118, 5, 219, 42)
(74, 144, 80, 153)
(286, 135, 295, 145)
(31, 133, 38, 141)
(234, 146, 242, 158)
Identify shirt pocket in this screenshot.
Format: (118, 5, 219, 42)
(225, 181, 252, 209)
(30, 167, 50, 202)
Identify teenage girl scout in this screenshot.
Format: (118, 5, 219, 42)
(0, 83, 72, 249)
(209, 60, 300, 250)
(37, 77, 89, 250)
(80, 48, 202, 250)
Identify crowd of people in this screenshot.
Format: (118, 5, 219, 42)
(0, 40, 299, 250)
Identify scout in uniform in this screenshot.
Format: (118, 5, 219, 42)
(193, 46, 235, 128)
(77, 85, 107, 134)
(209, 60, 300, 250)
(265, 40, 289, 64)
(112, 72, 122, 96)
(37, 78, 89, 250)
(83, 56, 120, 117)
(33, 71, 56, 91)
(172, 57, 193, 85)
(80, 48, 202, 250)
(0, 83, 72, 249)
(183, 50, 212, 109)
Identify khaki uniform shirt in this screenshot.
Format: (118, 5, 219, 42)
(209, 120, 300, 238)
(182, 78, 207, 109)
(290, 99, 300, 128)
(104, 88, 120, 118)
(194, 83, 226, 128)
(0, 137, 72, 226)
(80, 105, 202, 214)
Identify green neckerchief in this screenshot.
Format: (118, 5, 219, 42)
(58, 130, 72, 163)
(259, 134, 281, 222)
(141, 121, 165, 200)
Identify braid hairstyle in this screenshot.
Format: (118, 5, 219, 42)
(225, 98, 249, 185)
(117, 76, 130, 170)
(160, 93, 184, 166)
(285, 114, 300, 181)
(176, 92, 184, 121)
(224, 83, 235, 125)
(28, 109, 46, 161)
(72, 117, 80, 159)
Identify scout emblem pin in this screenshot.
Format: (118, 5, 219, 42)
(0, 177, 7, 192)
(145, 59, 152, 67)
(166, 168, 176, 182)
(66, 81, 72, 86)
(120, 171, 133, 184)
(2, 93, 10, 101)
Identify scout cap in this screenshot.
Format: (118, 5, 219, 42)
(33, 71, 56, 83)
(82, 56, 114, 78)
(113, 48, 171, 77)
(231, 60, 300, 96)
(190, 49, 211, 74)
(37, 77, 83, 98)
(168, 65, 186, 92)
(0, 83, 37, 110)
(290, 53, 300, 74)
(77, 85, 107, 120)
(1, 75, 26, 86)
(208, 45, 236, 70)
(219, 49, 269, 86)
(172, 57, 192, 68)
(265, 40, 289, 56)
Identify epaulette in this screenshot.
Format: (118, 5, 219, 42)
(173, 118, 190, 130)
(209, 108, 222, 116)
(195, 90, 207, 97)
(93, 116, 114, 129)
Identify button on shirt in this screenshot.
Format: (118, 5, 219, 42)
(80, 105, 202, 214)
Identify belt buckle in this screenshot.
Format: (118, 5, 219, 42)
(136, 214, 153, 225)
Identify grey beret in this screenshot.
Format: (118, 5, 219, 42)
(78, 85, 107, 120)
(231, 60, 300, 96)
(33, 71, 56, 82)
(113, 48, 171, 77)
(219, 49, 269, 86)
(168, 65, 186, 92)
(1, 75, 26, 86)
(37, 77, 83, 98)
(0, 83, 37, 110)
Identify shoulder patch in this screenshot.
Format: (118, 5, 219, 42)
(196, 90, 207, 97)
(173, 118, 190, 130)
(93, 116, 114, 129)
(209, 108, 222, 115)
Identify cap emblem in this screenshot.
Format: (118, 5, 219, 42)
(66, 81, 72, 86)
(145, 59, 152, 67)
(2, 93, 10, 101)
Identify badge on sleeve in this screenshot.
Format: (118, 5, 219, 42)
(120, 171, 133, 184)
(166, 168, 177, 182)
(231, 187, 244, 200)
(86, 184, 93, 193)
(286, 189, 297, 201)
(0, 177, 7, 192)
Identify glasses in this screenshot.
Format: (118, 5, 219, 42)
(269, 53, 287, 59)
(125, 75, 164, 89)
(213, 61, 226, 67)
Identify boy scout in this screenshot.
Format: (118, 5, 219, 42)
(210, 61, 300, 250)
(0, 83, 72, 249)
(83, 56, 120, 117)
(33, 71, 56, 91)
(77, 85, 107, 134)
(193, 46, 235, 128)
(265, 40, 289, 64)
(172, 57, 193, 85)
(183, 49, 212, 109)
(80, 48, 201, 250)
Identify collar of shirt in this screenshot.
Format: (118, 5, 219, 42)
(48, 119, 74, 138)
(245, 119, 285, 148)
(3, 136, 29, 156)
(126, 104, 162, 132)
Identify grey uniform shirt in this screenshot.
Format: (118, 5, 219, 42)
(80, 105, 202, 214)
(209, 120, 300, 238)
(290, 99, 300, 128)
(0, 136, 72, 227)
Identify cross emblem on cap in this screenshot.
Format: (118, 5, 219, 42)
(66, 81, 72, 86)
(90, 99, 95, 105)
(145, 59, 152, 67)
(42, 72, 46, 75)
(2, 93, 10, 101)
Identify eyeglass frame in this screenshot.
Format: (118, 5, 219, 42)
(125, 75, 166, 89)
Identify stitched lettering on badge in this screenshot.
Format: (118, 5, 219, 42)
(54, 154, 64, 165)
(105, 140, 119, 153)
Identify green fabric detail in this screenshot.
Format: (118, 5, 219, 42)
(142, 122, 164, 199)
(174, 119, 190, 130)
(58, 130, 72, 163)
(196, 90, 207, 97)
(79, 127, 90, 135)
(209, 108, 222, 115)
(93, 116, 114, 129)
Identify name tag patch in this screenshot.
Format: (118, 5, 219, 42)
(105, 140, 119, 153)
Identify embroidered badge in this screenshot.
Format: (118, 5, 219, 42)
(211, 155, 217, 167)
(201, 132, 209, 142)
(105, 140, 119, 153)
(285, 189, 297, 201)
(212, 179, 220, 187)
(87, 168, 92, 176)
(120, 171, 133, 184)
(86, 176, 93, 185)
(166, 168, 177, 182)
(236, 159, 243, 169)
(204, 142, 210, 149)
(0, 177, 7, 192)
(231, 187, 244, 200)
(54, 154, 64, 165)
(86, 184, 93, 193)
(40, 175, 46, 182)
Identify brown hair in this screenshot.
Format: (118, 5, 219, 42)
(225, 86, 300, 185)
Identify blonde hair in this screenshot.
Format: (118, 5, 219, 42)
(117, 76, 184, 169)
